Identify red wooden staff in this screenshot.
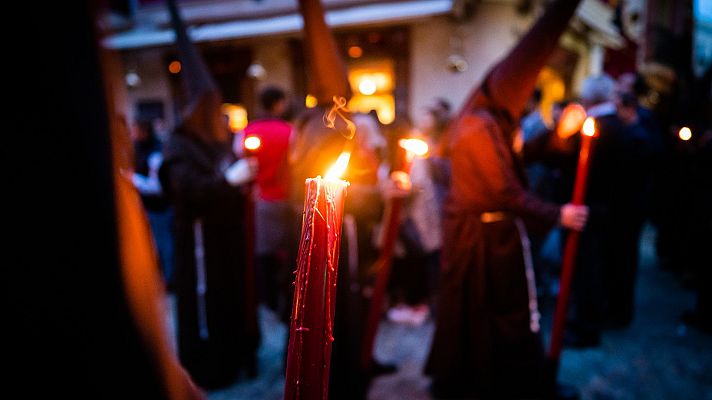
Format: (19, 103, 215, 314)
(284, 154, 350, 400)
(243, 135, 261, 362)
(361, 138, 429, 370)
(548, 117, 597, 363)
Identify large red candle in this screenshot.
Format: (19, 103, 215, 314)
(549, 117, 597, 362)
(284, 155, 349, 400)
(243, 135, 262, 345)
(361, 138, 428, 369)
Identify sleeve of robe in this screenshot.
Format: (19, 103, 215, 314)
(455, 111, 561, 226)
(160, 136, 241, 211)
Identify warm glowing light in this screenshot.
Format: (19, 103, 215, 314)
(168, 60, 182, 74)
(222, 103, 248, 132)
(325, 152, 351, 180)
(244, 136, 261, 151)
(348, 61, 395, 123)
(399, 138, 429, 157)
(377, 106, 395, 125)
(582, 117, 596, 137)
(305, 94, 318, 109)
(390, 170, 412, 191)
(679, 126, 692, 141)
(359, 78, 377, 95)
(557, 103, 587, 139)
(348, 46, 363, 58)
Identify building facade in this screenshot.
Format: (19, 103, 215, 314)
(103, 0, 625, 129)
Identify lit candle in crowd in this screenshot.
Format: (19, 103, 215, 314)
(243, 135, 261, 345)
(549, 117, 597, 363)
(284, 153, 350, 400)
(244, 135, 262, 152)
(361, 138, 428, 369)
(678, 126, 692, 141)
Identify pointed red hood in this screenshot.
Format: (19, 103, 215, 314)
(298, 0, 352, 106)
(460, 0, 583, 122)
(167, 0, 227, 143)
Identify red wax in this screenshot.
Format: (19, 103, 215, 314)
(244, 147, 260, 342)
(284, 177, 348, 400)
(361, 146, 415, 369)
(549, 132, 595, 361)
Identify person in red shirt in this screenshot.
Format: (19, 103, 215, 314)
(244, 86, 294, 320)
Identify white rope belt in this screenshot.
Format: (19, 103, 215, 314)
(343, 214, 359, 294)
(480, 212, 541, 333)
(193, 219, 209, 340)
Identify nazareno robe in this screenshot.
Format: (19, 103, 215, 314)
(425, 109, 561, 398)
(160, 128, 259, 389)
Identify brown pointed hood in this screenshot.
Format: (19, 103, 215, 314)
(459, 0, 583, 122)
(167, 0, 226, 144)
(298, 0, 352, 106)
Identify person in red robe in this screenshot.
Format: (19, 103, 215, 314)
(424, 0, 587, 398)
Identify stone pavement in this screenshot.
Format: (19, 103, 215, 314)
(199, 225, 712, 399)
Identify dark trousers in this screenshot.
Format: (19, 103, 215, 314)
(606, 216, 645, 326)
(568, 218, 609, 340)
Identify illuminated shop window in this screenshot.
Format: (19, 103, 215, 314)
(348, 59, 395, 125)
(537, 67, 565, 125)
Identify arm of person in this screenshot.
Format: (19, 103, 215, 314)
(162, 150, 255, 209)
(459, 112, 587, 230)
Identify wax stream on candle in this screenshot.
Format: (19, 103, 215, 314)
(285, 177, 348, 400)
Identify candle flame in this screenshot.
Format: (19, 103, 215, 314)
(399, 138, 429, 157)
(244, 136, 261, 151)
(678, 126, 692, 141)
(582, 117, 596, 137)
(325, 152, 351, 180)
(556, 103, 587, 139)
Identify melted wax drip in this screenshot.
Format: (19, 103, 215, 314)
(286, 178, 347, 400)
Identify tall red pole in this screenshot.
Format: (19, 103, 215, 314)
(548, 118, 597, 363)
(243, 138, 261, 371)
(360, 195, 405, 369)
(361, 139, 427, 369)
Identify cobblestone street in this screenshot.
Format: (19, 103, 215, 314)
(196, 226, 712, 399)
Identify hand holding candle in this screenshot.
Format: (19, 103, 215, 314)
(242, 134, 262, 368)
(549, 116, 596, 368)
(361, 137, 428, 369)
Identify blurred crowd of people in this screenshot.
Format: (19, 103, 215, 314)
(126, 69, 710, 399)
(117, 1, 711, 398)
(17, 1, 710, 399)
